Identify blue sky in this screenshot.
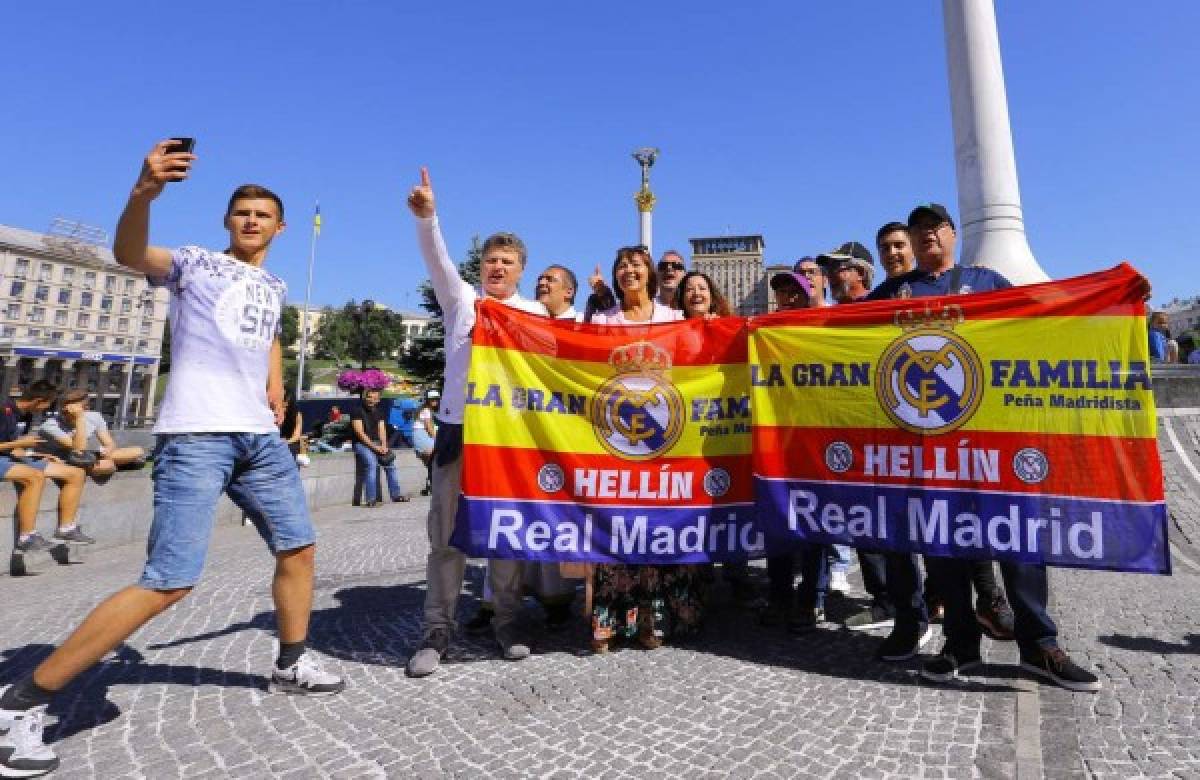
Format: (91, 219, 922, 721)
(2, 1, 1196, 311)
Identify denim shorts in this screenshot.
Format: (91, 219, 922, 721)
(0, 455, 48, 478)
(139, 433, 316, 590)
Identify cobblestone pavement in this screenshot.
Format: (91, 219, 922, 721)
(1, 496, 1197, 779)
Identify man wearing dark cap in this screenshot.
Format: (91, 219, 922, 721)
(761, 266, 832, 633)
(830, 254, 873, 304)
(867, 202, 1100, 692)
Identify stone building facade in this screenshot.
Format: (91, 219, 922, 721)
(0, 223, 169, 423)
(689, 235, 769, 315)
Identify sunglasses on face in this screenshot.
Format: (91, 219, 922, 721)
(658, 262, 686, 272)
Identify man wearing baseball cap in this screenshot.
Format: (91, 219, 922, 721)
(819, 242, 874, 304)
(867, 202, 1100, 693)
(762, 264, 833, 633)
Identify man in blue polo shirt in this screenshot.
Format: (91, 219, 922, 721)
(868, 202, 1099, 692)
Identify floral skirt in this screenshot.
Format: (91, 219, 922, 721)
(591, 564, 711, 642)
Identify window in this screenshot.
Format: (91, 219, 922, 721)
(117, 318, 129, 332)
(83, 271, 96, 289)
(97, 315, 111, 330)
(93, 336, 106, 347)
(6, 303, 19, 319)
(14, 258, 29, 277)
(120, 299, 132, 314)
(61, 267, 75, 283)
(39, 264, 52, 282)
(100, 296, 113, 312)
(113, 337, 126, 348)
(139, 320, 151, 335)
(34, 285, 49, 302)
(72, 332, 85, 344)
(124, 278, 136, 294)
(28, 307, 45, 323)
(104, 275, 116, 293)
(54, 310, 68, 326)
(1, 326, 14, 338)
(80, 291, 93, 308)
(50, 331, 64, 344)
(9, 281, 24, 297)
(137, 339, 149, 351)
(27, 329, 40, 339)
(76, 312, 90, 328)
(57, 289, 70, 305)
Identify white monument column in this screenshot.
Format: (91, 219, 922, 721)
(942, 0, 1049, 284)
(632, 147, 659, 255)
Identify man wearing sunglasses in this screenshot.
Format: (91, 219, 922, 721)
(655, 250, 688, 309)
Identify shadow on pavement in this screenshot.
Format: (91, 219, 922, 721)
(1096, 632, 1200, 655)
(0, 643, 265, 743)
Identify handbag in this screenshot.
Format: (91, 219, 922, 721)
(377, 450, 396, 466)
(65, 449, 98, 469)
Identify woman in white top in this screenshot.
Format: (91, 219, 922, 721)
(412, 389, 439, 495)
(586, 246, 711, 655)
(588, 245, 683, 326)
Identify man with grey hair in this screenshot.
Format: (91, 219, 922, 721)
(655, 249, 688, 309)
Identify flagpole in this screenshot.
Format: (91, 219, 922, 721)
(296, 202, 320, 399)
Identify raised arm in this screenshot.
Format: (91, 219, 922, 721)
(113, 140, 195, 277)
(407, 167, 471, 312)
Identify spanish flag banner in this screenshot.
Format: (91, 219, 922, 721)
(750, 263, 1168, 574)
(450, 301, 762, 563)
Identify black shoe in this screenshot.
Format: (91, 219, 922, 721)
(976, 596, 1016, 641)
(758, 601, 792, 628)
(544, 603, 572, 630)
(392, 495, 410, 503)
(876, 623, 934, 661)
(464, 608, 494, 635)
(53, 526, 96, 545)
(13, 533, 56, 554)
(920, 649, 983, 683)
(1020, 646, 1101, 693)
(787, 607, 824, 635)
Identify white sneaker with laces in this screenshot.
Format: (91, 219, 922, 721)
(269, 652, 346, 696)
(0, 690, 59, 778)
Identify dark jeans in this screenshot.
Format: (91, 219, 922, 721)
(927, 558, 1057, 656)
(885, 552, 929, 631)
(857, 550, 889, 606)
(767, 544, 831, 611)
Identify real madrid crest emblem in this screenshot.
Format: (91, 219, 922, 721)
(592, 341, 685, 461)
(875, 305, 983, 435)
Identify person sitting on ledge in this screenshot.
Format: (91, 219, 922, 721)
(38, 389, 146, 479)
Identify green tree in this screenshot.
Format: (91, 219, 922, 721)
(281, 304, 300, 352)
(158, 322, 171, 374)
(399, 236, 481, 384)
(312, 301, 407, 366)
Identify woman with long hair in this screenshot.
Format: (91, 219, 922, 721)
(675, 271, 731, 319)
(586, 246, 712, 653)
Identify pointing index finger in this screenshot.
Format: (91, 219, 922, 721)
(420, 167, 431, 189)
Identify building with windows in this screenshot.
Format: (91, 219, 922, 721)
(0, 223, 169, 422)
(689, 235, 769, 315)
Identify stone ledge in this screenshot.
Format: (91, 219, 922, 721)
(2, 451, 427, 571)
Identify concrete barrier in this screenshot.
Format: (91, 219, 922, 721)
(3, 452, 427, 575)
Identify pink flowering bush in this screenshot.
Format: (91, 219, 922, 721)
(336, 368, 393, 392)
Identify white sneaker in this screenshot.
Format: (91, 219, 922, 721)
(295, 454, 311, 467)
(269, 652, 346, 696)
(829, 569, 850, 595)
(0, 688, 59, 778)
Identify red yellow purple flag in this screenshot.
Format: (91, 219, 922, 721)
(750, 264, 1168, 574)
(451, 300, 762, 563)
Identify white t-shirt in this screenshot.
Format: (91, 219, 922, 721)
(149, 246, 284, 434)
(416, 216, 546, 424)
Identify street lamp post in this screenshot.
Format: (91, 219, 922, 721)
(355, 299, 375, 370)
